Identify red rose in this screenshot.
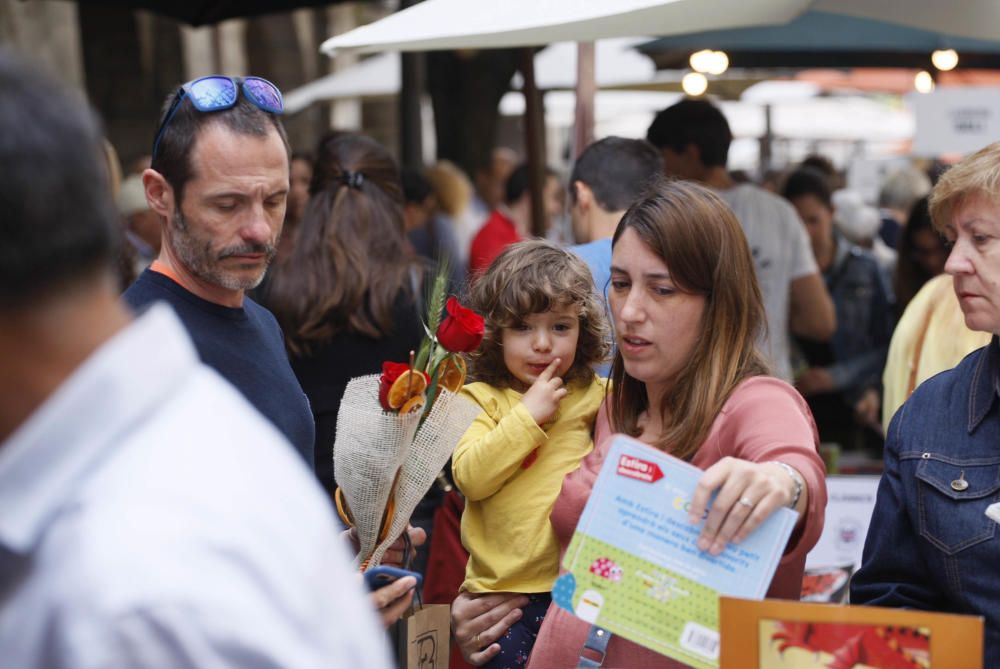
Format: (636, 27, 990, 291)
(378, 361, 412, 411)
(436, 297, 484, 353)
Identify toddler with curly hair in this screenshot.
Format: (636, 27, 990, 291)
(453, 239, 610, 668)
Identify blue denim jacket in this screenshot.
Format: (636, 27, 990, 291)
(825, 237, 895, 403)
(851, 338, 1000, 665)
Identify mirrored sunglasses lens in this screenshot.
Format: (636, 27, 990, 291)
(243, 78, 283, 113)
(188, 77, 237, 110)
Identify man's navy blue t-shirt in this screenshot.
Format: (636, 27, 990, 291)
(124, 269, 315, 468)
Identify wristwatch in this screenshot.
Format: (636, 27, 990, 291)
(768, 461, 803, 509)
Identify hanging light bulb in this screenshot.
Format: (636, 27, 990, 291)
(689, 49, 730, 76)
(931, 48, 959, 71)
(706, 50, 729, 76)
(682, 72, 709, 96)
(689, 49, 715, 73)
(914, 70, 936, 93)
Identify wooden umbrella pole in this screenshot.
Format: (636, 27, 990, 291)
(519, 47, 547, 238)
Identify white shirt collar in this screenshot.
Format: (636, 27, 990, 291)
(0, 304, 199, 554)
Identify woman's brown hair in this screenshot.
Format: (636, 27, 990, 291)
(468, 239, 610, 389)
(609, 179, 769, 460)
(269, 133, 415, 356)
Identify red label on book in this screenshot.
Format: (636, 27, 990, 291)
(616, 455, 663, 483)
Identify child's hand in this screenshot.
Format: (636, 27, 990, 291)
(521, 359, 568, 425)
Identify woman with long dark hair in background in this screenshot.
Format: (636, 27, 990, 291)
(268, 134, 424, 498)
(894, 195, 948, 314)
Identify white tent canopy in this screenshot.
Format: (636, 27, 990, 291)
(284, 53, 400, 113)
(321, 0, 1000, 55)
(286, 38, 655, 114)
(499, 89, 912, 145)
(284, 53, 399, 113)
(525, 38, 655, 90)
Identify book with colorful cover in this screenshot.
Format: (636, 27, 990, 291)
(720, 596, 983, 668)
(552, 434, 798, 669)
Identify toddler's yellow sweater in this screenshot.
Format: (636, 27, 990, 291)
(453, 376, 607, 593)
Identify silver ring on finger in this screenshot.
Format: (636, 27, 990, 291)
(737, 496, 754, 509)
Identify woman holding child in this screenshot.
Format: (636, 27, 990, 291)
(452, 180, 828, 667)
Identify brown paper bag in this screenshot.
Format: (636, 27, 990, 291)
(390, 603, 451, 669)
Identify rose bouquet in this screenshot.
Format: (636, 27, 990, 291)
(333, 270, 484, 568)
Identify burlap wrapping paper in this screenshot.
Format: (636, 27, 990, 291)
(334, 374, 421, 563)
(367, 386, 481, 567)
(334, 374, 481, 567)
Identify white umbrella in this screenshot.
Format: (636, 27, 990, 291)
(320, 0, 806, 55)
(284, 53, 403, 114)
(320, 0, 1000, 55)
(527, 37, 655, 90)
(285, 37, 656, 114)
(284, 53, 399, 113)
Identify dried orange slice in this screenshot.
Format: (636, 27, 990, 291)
(399, 393, 426, 415)
(334, 487, 354, 527)
(377, 471, 399, 543)
(387, 370, 428, 409)
(438, 355, 467, 393)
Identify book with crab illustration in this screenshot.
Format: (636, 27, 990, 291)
(720, 596, 982, 668)
(553, 435, 798, 669)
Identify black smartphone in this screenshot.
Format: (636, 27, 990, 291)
(363, 565, 423, 591)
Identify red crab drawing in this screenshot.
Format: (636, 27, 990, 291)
(770, 622, 929, 669)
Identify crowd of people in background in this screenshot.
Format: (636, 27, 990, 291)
(7, 44, 1000, 668)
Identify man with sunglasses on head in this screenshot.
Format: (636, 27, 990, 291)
(124, 75, 315, 468)
(0, 52, 392, 668)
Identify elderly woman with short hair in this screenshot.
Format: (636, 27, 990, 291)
(852, 141, 1000, 666)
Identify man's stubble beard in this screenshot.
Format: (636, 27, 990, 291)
(170, 209, 276, 291)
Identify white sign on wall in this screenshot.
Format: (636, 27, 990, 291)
(805, 476, 880, 571)
(846, 157, 910, 206)
(908, 87, 1000, 157)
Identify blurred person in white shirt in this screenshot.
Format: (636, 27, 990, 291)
(0, 50, 392, 669)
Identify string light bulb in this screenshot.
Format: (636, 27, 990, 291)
(682, 72, 709, 96)
(689, 49, 729, 75)
(706, 50, 729, 75)
(931, 49, 959, 71)
(914, 70, 935, 93)
(689, 49, 714, 73)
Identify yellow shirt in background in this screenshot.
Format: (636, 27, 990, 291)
(453, 376, 607, 594)
(882, 274, 991, 427)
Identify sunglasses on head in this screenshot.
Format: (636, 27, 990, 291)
(151, 75, 284, 161)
